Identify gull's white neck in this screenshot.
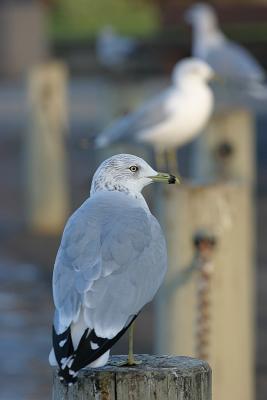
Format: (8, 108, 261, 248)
(176, 76, 210, 93)
(90, 182, 150, 212)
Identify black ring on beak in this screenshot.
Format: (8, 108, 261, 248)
(168, 175, 177, 184)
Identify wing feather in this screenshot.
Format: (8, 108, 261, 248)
(95, 89, 175, 147)
(53, 191, 167, 339)
(207, 40, 265, 82)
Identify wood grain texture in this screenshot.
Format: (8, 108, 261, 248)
(52, 354, 211, 400)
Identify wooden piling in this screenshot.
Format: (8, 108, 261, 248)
(156, 182, 254, 400)
(190, 109, 255, 183)
(52, 355, 211, 400)
(155, 106, 256, 400)
(24, 61, 70, 234)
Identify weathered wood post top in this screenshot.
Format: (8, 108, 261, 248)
(53, 354, 211, 400)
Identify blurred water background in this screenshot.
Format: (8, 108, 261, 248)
(0, 1, 267, 399)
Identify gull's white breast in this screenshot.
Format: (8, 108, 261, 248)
(137, 85, 213, 149)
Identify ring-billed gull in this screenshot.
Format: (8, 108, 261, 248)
(96, 26, 137, 68)
(49, 154, 179, 385)
(95, 58, 214, 169)
(184, 3, 267, 98)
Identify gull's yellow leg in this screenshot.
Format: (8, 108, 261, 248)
(117, 322, 141, 366)
(127, 322, 141, 366)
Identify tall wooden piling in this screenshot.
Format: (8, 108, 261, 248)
(155, 108, 255, 400)
(156, 182, 254, 400)
(52, 355, 211, 400)
(24, 61, 70, 234)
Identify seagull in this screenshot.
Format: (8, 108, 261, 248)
(184, 3, 267, 98)
(49, 154, 179, 385)
(95, 58, 214, 170)
(96, 26, 137, 68)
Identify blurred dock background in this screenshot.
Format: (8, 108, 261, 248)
(0, 0, 267, 399)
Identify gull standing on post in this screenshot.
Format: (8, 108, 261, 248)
(95, 58, 214, 170)
(49, 154, 179, 385)
(184, 3, 267, 99)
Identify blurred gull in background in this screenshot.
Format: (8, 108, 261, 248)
(95, 58, 214, 169)
(185, 3, 267, 99)
(96, 26, 138, 68)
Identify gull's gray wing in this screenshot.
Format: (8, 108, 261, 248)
(206, 39, 265, 83)
(53, 191, 167, 339)
(95, 89, 175, 148)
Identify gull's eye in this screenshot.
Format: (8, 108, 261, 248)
(129, 165, 138, 173)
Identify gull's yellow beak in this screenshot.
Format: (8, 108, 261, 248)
(149, 172, 180, 185)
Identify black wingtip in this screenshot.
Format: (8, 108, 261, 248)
(53, 325, 78, 385)
(168, 174, 177, 184)
(53, 314, 138, 385)
(58, 367, 78, 386)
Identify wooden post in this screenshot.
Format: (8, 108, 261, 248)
(190, 109, 255, 183)
(155, 106, 256, 400)
(24, 61, 70, 234)
(52, 355, 211, 400)
(155, 182, 254, 400)
(0, 1, 48, 79)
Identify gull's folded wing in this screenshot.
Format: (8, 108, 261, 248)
(206, 39, 265, 83)
(95, 89, 175, 147)
(52, 191, 167, 383)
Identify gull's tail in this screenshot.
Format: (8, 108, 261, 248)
(52, 315, 137, 385)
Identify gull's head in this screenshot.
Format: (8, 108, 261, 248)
(90, 154, 179, 196)
(172, 58, 214, 87)
(184, 3, 218, 30)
